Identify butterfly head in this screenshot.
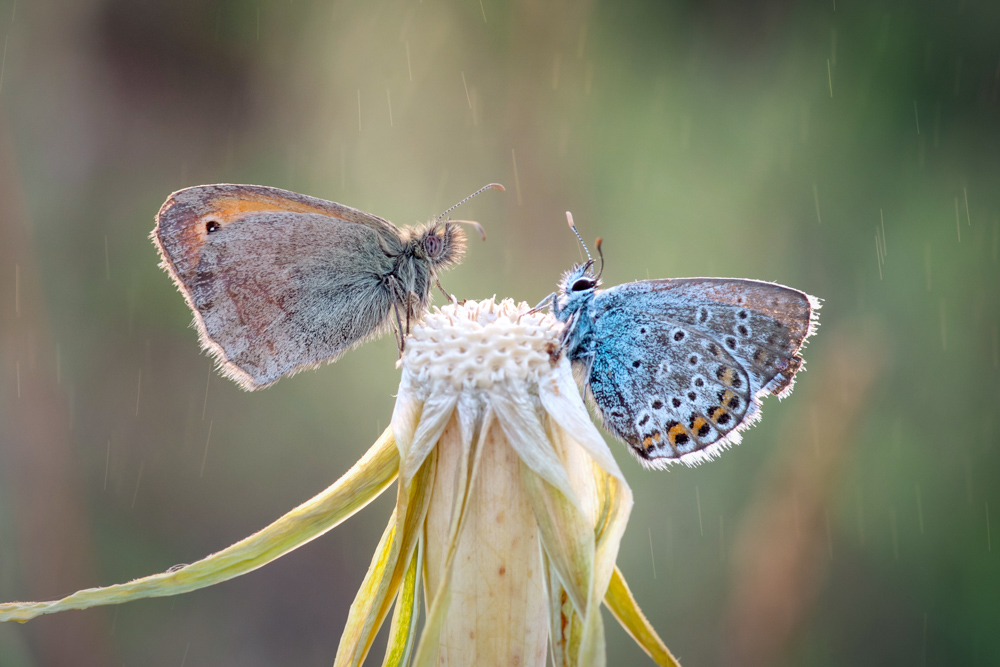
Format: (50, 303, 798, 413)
(553, 257, 597, 313)
(552, 231, 604, 364)
(560, 261, 599, 294)
(557, 212, 604, 305)
(413, 222, 467, 271)
(415, 182, 504, 271)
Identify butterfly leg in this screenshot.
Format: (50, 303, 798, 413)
(556, 310, 579, 355)
(386, 275, 408, 354)
(389, 300, 405, 354)
(435, 278, 458, 304)
(520, 292, 556, 321)
(544, 310, 579, 362)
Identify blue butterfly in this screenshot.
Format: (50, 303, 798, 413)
(545, 214, 820, 467)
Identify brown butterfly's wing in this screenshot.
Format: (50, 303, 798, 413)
(153, 184, 404, 390)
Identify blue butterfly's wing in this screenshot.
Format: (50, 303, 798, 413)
(585, 278, 818, 467)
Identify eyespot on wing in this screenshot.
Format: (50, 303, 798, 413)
(153, 183, 399, 285)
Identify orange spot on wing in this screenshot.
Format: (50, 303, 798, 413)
(164, 193, 344, 279)
(708, 406, 728, 422)
(667, 423, 687, 445)
(208, 195, 333, 223)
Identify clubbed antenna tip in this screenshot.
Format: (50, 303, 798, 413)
(565, 211, 592, 263)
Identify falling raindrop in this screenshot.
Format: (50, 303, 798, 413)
(131, 461, 145, 509)
(461, 71, 471, 108)
(875, 232, 883, 280)
(201, 420, 214, 477)
(696, 485, 704, 537)
(511, 148, 523, 205)
(648, 527, 657, 579)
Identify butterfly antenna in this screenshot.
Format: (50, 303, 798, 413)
(432, 183, 505, 231)
(594, 237, 604, 280)
(444, 219, 487, 242)
(565, 211, 593, 263)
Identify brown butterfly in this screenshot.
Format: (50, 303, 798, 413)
(153, 183, 503, 390)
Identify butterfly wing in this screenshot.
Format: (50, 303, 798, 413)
(154, 184, 402, 390)
(584, 278, 819, 467)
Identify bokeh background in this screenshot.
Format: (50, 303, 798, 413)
(1, 0, 998, 665)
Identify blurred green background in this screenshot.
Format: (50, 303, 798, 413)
(1, 0, 998, 665)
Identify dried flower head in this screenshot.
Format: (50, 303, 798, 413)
(0, 299, 676, 667)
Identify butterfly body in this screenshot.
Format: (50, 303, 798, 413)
(154, 184, 473, 390)
(552, 261, 819, 467)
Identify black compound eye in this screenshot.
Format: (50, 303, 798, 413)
(205, 220, 221, 234)
(571, 278, 596, 292)
(424, 233, 444, 257)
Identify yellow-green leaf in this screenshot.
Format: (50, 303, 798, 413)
(0, 427, 399, 624)
(380, 539, 422, 667)
(604, 566, 681, 667)
(335, 449, 436, 667)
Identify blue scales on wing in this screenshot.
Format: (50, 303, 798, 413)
(584, 278, 818, 467)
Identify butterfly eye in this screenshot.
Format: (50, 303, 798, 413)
(205, 220, 221, 234)
(571, 278, 596, 292)
(424, 233, 444, 258)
